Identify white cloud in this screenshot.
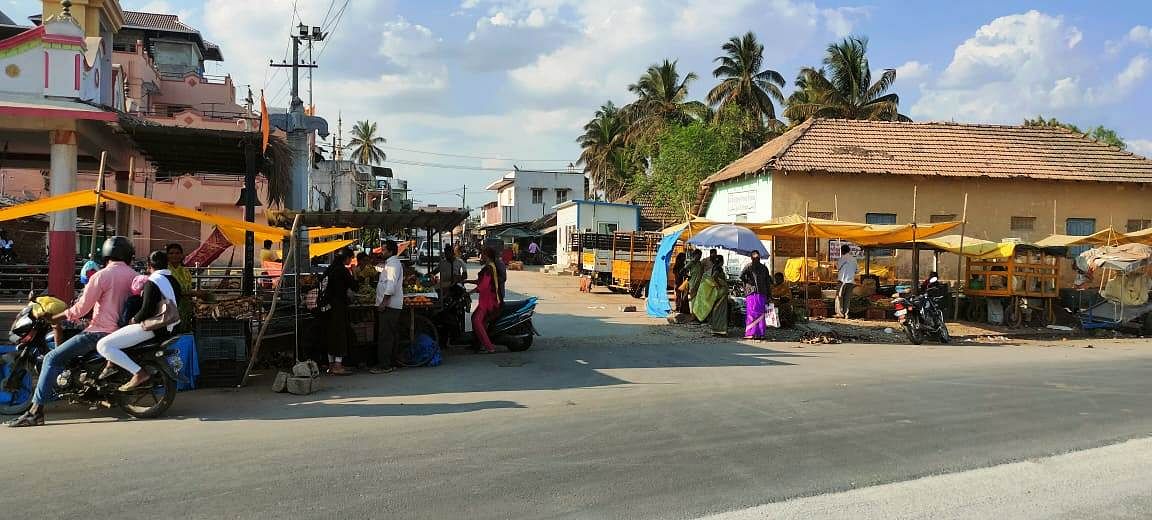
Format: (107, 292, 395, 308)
(502, 0, 844, 108)
(1126, 25, 1152, 46)
(895, 60, 930, 83)
(911, 11, 1151, 123)
(1128, 138, 1152, 158)
(822, 6, 870, 38)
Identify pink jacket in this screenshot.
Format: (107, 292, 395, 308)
(63, 260, 138, 334)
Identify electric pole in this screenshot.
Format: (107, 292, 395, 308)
(269, 23, 326, 285)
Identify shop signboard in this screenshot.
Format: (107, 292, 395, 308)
(828, 239, 862, 260)
(727, 190, 757, 215)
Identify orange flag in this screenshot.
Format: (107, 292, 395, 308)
(260, 89, 270, 153)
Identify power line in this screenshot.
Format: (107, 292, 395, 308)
(385, 158, 575, 172)
(315, 0, 350, 61)
(377, 144, 574, 163)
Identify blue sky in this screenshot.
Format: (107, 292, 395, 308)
(12, 1, 1152, 207)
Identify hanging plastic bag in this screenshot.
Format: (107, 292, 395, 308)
(765, 303, 781, 329)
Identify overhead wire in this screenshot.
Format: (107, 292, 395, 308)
(377, 144, 573, 163)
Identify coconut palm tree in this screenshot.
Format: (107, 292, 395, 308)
(783, 36, 910, 123)
(623, 60, 708, 144)
(348, 120, 387, 165)
(707, 32, 786, 125)
(577, 101, 637, 200)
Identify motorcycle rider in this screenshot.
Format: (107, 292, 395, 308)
(95, 250, 182, 392)
(8, 237, 138, 427)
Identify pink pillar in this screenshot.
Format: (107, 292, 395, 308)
(48, 130, 78, 300)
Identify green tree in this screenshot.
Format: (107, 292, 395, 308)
(707, 31, 786, 126)
(348, 120, 387, 165)
(783, 36, 910, 123)
(1023, 116, 1126, 149)
(646, 120, 742, 214)
(577, 101, 640, 200)
(624, 60, 709, 145)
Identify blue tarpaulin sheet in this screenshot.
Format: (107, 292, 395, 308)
(171, 334, 200, 391)
(647, 229, 684, 317)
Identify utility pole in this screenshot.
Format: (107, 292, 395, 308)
(270, 23, 325, 281)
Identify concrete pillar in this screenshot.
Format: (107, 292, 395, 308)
(48, 129, 78, 300)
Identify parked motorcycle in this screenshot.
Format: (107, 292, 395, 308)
(0, 296, 181, 418)
(892, 288, 951, 345)
(449, 294, 539, 352)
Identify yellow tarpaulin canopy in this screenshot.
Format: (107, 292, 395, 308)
(1123, 227, 1152, 245)
(100, 191, 289, 238)
(0, 190, 99, 222)
(310, 239, 354, 259)
(1034, 228, 1121, 248)
(215, 226, 283, 249)
(308, 227, 357, 240)
(663, 214, 962, 246)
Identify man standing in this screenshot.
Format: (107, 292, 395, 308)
(527, 240, 540, 264)
(8, 237, 137, 427)
(835, 244, 857, 319)
(371, 240, 404, 374)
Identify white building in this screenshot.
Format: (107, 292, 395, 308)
(311, 160, 409, 212)
(485, 168, 585, 224)
(555, 200, 640, 268)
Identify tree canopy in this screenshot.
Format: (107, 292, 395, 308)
(1023, 116, 1127, 149)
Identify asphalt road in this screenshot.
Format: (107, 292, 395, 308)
(5, 269, 1152, 519)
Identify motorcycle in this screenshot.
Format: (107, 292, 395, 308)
(448, 291, 539, 352)
(0, 296, 181, 418)
(892, 287, 951, 345)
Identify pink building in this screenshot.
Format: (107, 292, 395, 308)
(2, 4, 275, 265)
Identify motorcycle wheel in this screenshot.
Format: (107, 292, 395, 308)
(119, 359, 176, 419)
(0, 359, 35, 416)
(938, 322, 951, 344)
(904, 321, 924, 345)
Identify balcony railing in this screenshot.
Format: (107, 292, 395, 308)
(139, 103, 253, 122)
(158, 71, 230, 85)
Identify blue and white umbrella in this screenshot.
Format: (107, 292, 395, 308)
(686, 224, 768, 256)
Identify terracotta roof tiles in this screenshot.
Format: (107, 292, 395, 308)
(123, 11, 197, 33)
(701, 119, 1152, 186)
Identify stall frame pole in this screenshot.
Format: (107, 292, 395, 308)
(953, 193, 968, 321)
(803, 201, 810, 309)
(243, 213, 302, 387)
(88, 151, 107, 257)
(910, 186, 919, 295)
(241, 144, 258, 295)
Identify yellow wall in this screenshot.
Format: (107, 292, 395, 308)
(770, 172, 1152, 283)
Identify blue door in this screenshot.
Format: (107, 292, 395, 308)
(1066, 218, 1096, 257)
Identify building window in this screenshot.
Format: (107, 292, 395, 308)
(531, 188, 545, 205)
(1127, 219, 1152, 233)
(1066, 218, 1097, 257)
(1010, 216, 1036, 231)
(556, 189, 570, 205)
(866, 213, 897, 256)
(598, 222, 618, 235)
(865, 213, 897, 225)
(930, 214, 957, 223)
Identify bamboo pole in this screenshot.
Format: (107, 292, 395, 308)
(953, 193, 968, 321)
(88, 151, 107, 256)
(911, 185, 919, 294)
(1052, 199, 1058, 235)
(803, 201, 810, 309)
(242, 213, 302, 387)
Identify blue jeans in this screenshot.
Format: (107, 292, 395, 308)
(32, 331, 106, 405)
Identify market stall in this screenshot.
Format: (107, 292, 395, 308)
(245, 208, 469, 382)
(656, 214, 962, 319)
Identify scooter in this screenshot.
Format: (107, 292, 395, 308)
(454, 296, 539, 353)
(892, 287, 951, 345)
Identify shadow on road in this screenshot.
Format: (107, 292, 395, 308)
(196, 399, 527, 421)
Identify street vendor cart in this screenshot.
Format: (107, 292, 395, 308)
(964, 245, 1062, 327)
(1076, 244, 1152, 334)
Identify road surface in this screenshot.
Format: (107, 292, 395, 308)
(5, 269, 1152, 519)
